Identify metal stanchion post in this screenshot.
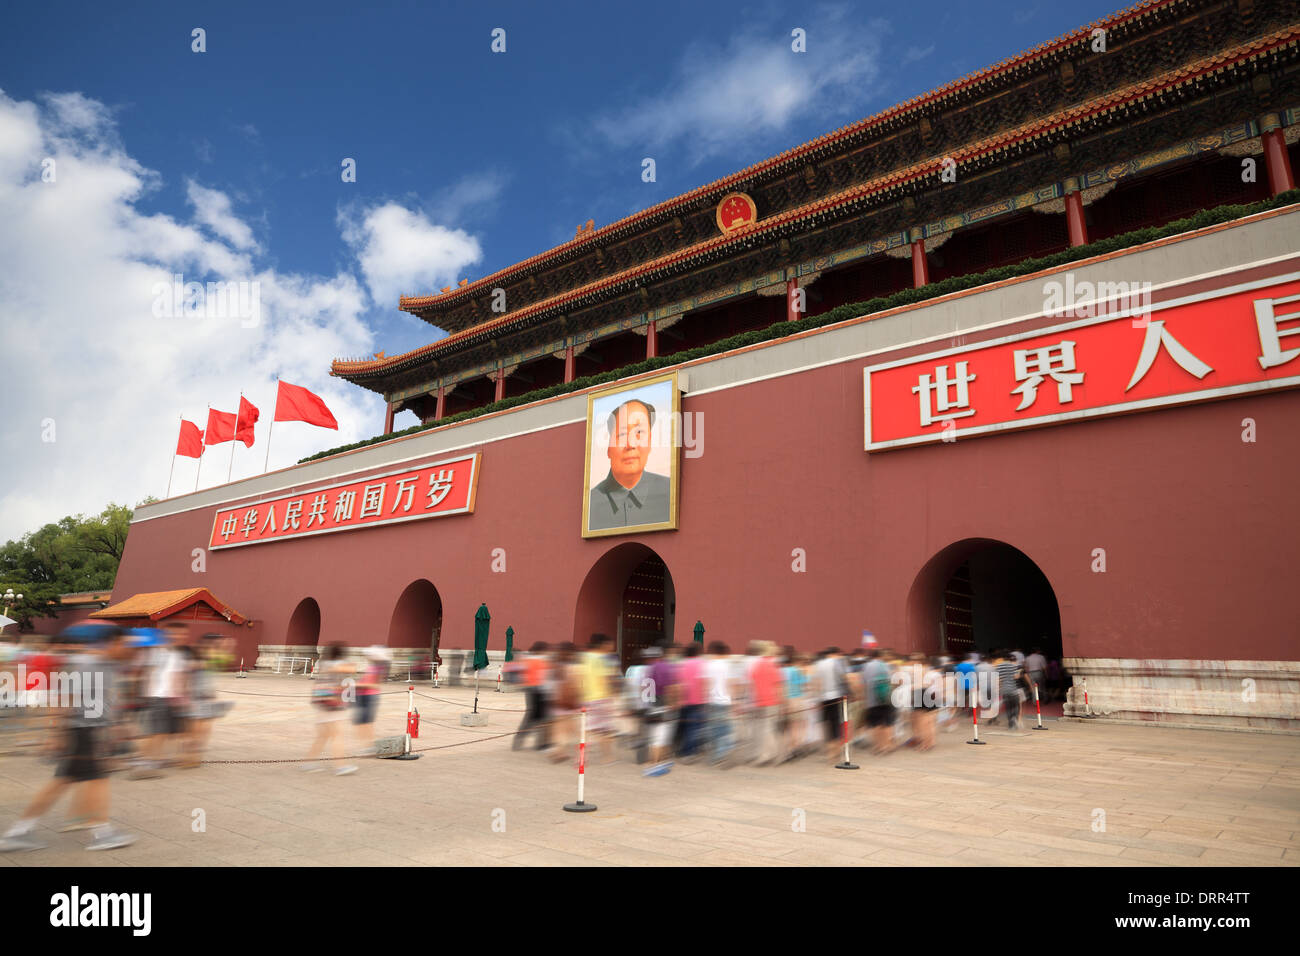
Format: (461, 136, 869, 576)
(393, 684, 421, 760)
(563, 708, 597, 812)
(835, 696, 859, 769)
(967, 681, 986, 745)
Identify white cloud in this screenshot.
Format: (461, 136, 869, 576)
(339, 201, 482, 308)
(0, 90, 472, 543)
(589, 7, 887, 165)
(901, 44, 935, 66)
(186, 180, 260, 251)
(429, 170, 509, 225)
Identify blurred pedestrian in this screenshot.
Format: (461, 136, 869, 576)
(579, 636, 617, 762)
(547, 643, 581, 763)
(704, 641, 734, 766)
(677, 642, 708, 761)
(996, 650, 1025, 730)
(178, 642, 219, 768)
(0, 624, 137, 852)
(780, 646, 806, 761)
(860, 648, 896, 754)
(911, 655, 941, 751)
(643, 644, 681, 776)
(623, 647, 652, 763)
(749, 642, 783, 765)
(353, 646, 388, 755)
(130, 623, 189, 779)
(303, 643, 356, 775)
(513, 641, 550, 752)
(814, 648, 845, 761)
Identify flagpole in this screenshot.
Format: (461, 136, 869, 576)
(264, 417, 275, 473)
(228, 391, 242, 483)
(167, 416, 180, 496)
(195, 406, 208, 493)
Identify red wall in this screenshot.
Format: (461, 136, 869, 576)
(112, 341, 1300, 664)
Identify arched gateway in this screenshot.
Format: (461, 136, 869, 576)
(285, 597, 321, 649)
(906, 538, 1062, 659)
(387, 579, 443, 652)
(573, 543, 676, 668)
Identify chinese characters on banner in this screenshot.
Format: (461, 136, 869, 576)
(208, 453, 481, 549)
(864, 278, 1300, 451)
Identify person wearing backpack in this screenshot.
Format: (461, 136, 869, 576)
(302, 643, 356, 775)
(861, 648, 897, 755)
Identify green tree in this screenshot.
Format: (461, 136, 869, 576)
(0, 502, 137, 631)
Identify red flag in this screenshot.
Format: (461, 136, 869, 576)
(176, 420, 204, 458)
(273, 381, 338, 429)
(205, 408, 237, 445)
(236, 396, 260, 448)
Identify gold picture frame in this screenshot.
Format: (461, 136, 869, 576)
(581, 370, 680, 538)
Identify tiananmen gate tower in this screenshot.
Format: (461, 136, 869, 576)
(113, 0, 1300, 732)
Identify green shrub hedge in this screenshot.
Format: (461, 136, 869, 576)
(302, 189, 1299, 463)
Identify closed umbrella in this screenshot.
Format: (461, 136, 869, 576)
(472, 603, 490, 714)
(693, 620, 705, 645)
(473, 604, 490, 670)
(504, 626, 514, 663)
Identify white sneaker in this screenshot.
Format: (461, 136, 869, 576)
(86, 827, 136, 851)
(0, 831, 47, 852)
(335, 765, 358, 776)
(300, 762, 324, 773)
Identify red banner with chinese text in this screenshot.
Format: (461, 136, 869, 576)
(864, 277, 1300, 452)
(209, 453, 480, 549)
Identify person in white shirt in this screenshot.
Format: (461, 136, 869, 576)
(1025, 647, 1048, 702)
(704, 642, 735, 765)
(130, 625, 191, 779)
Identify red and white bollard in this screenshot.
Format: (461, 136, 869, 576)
(1082, 677, 1096, 719)
(393, 684, 421, 760)
(1033, 684, 1047, 730)
(835, 696, 859, 769)
(496, 668, 502, 693)
(236, 657, 246, 679)
(563, 707, 597, 813)
(967, 685, 986, 745)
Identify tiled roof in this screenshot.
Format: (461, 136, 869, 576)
(397, 0, 1176, 316)
(89, 587, 248, 625)
(332, 22, 1299, 381)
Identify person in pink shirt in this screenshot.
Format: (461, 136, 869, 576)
(676, 642, 708, 760)
(749, 641, 784, 766)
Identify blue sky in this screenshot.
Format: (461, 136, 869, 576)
(0, 0, 1123, 540)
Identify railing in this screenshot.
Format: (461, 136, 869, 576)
(273, 655, 316, 676)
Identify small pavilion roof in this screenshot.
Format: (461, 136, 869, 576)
(89, 588, 248, 626)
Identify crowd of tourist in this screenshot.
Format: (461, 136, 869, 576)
(506, 638, 1066, 776)
(0, 623, 235, 852)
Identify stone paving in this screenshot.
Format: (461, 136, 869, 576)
(0, 673, 1297, 867)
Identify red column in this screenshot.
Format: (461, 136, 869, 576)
(786, 277, 799, 321)
(910, 235, 929, 288)
(645, 320, 658, 358)
(1064, 184, 1088, 247)
(383, 401, 394, 434)
(434, 385, 445, 421)
(494, 370, 505, 402)
(564, 344, 575, 383)
(1261, 120, 1296, 197)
